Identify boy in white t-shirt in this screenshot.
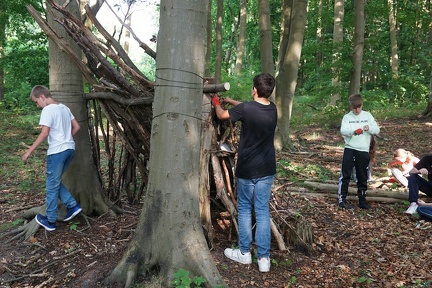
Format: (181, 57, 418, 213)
(22, 85, 82, 231)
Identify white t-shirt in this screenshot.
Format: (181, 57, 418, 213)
(39, 103, 76, 155)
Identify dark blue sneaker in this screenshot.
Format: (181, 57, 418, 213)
(64, 204, 82, 222)
(35, 214, 56, 231)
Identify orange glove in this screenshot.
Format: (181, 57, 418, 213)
(354, 128, 363, 135)
(211, 95, 221, 106)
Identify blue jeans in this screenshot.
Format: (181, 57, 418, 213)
(46, 149, 77, 222)
(237, 175, 274, 259)
(407, 174, 432, 203)
(417, 206, 432, 222)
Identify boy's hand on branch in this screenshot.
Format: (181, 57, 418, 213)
(354, 128, 363, 135)
(419, 168, 429, 175)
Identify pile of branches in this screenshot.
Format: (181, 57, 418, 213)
(28, 0, 155, 204)
(28, 0, 313, 253)
(207, 102, 313, 254)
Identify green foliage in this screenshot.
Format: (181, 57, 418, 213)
(0, 219, 24, 231)
(356, 275, 373, 285)
(69, 221, 79, 231)
(170, 269, 213, 288)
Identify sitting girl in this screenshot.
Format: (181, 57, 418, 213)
(387, 149, 420, 187)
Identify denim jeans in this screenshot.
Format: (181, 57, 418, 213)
(46, 149, 77, 223)
(418, 206, 432, 222)
(408, 174, 432, 203)
(237, 175, 274, 259)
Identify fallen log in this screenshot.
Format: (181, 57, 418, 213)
(292, 192, 405, 203)
(302, 181, 408, 201)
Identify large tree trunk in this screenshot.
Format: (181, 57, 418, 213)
(348, 0, 365, 96)
(329, 0, 344, 106)
(275, 0, 308, 151)
(47, 0, 113, 217)
(107, 1, 225, 287)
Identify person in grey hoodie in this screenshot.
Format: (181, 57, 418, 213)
(338, 94, 380, 210)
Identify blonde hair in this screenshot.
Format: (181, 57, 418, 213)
(30, 85, 52, 99)
(393, 149, 414, 164)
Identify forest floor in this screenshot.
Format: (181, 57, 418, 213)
(1, 113, 432, 287)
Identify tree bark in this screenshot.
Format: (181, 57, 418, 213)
(47, 0, 113, 218)
(275, 0, 308, 151)
(348, 0, 365, 96)
(329, 0, 344, 106)
(388, 0, 398, 78)
(258, 0, 274, 75)
(215, 0, 223, 82)
(107, 1, 225, 287)
(0, 1, 5, 102)
(235, 0, 247, 75)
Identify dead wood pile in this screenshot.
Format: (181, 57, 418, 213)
(27, 0, 310, 253)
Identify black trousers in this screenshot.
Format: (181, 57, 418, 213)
(338, 148, 370, 203)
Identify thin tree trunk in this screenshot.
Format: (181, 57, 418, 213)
(388, 0, 398, 78)
(204, 0, 212, 77)
(348, 0, 365, 96)
(0, 1, 6, 102)
(258, 0, 274, 74)
(258, 0, 275, 102)
(215, 0, 223, 82)
(329, 0, 344, 106)
(275, 0, 308, 151)
(235, 0, 247, 75)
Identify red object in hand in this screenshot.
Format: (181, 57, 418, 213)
(211, 95, 221, 106)
(354, 128, 363, 135)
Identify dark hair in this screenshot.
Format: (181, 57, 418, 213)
(30, 85, 52, 99)
(253, 73, 275, 98)
(348, 94, 363, 108)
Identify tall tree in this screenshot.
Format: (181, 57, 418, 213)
(388, 0, 398, 78)
(215, 0, 223, 82)
(348, 0, 365, 96)
(275, 0, 308, 150)
(329, 0, 344, 105)
(235, 0, 247, 75)
(107, 0, 225, 287)
(258, 0, 274, 75)
(0, 0, 5, 101)
(204, 0, 212, 77)
(44, 0, 115, 218)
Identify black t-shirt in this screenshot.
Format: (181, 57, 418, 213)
(414, 155, 432, 182)
(228, 101, 277, 179)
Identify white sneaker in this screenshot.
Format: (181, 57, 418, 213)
(405, 202, 418, 214)
(224, 248, 252, 264)
(258, 257, 270, 272)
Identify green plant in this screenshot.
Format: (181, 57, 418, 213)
(69, 221, 79, 231)
(171, 268, 208, 288)
(356, 275, 372, 284)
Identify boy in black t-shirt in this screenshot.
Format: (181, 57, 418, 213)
(212, 73, 277, 273)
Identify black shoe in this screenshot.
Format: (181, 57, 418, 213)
(358, 202, 371, 209)
(339, 201, 353, 210)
